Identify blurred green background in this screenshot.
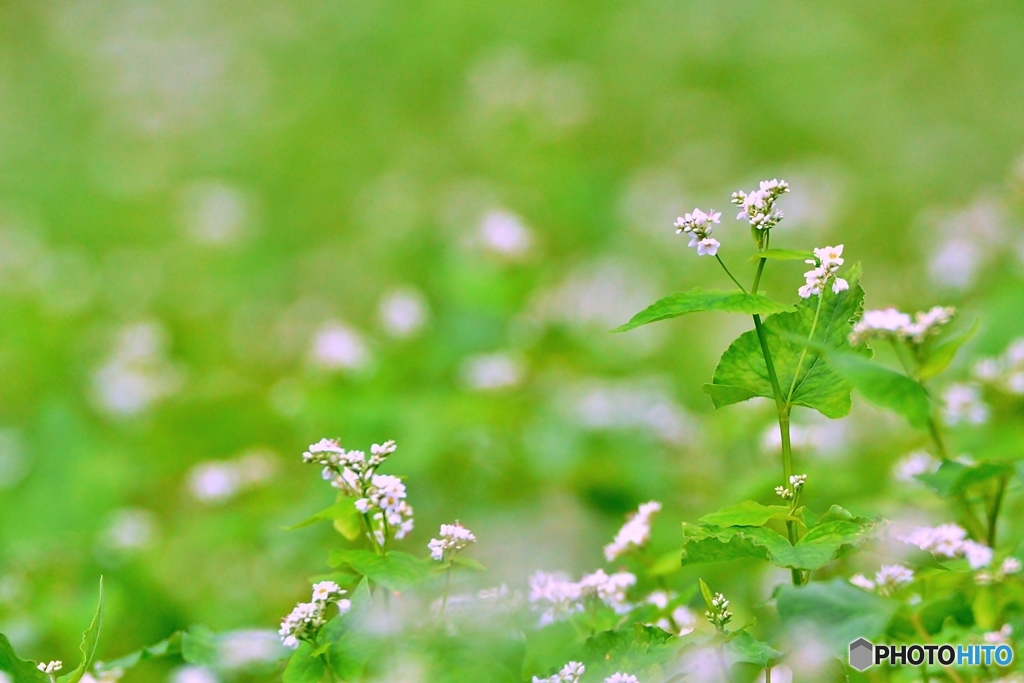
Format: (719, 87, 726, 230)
(3, 0, 1024, 677)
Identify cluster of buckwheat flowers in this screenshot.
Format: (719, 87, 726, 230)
(849, 305, 956, 346)
(704, 592, 733, 632)
(37, 661, 62, 681)
(775, 473, 806, 501)
(302, 438, 413, 546)
(850, 564, 915, 597)
(604, 501, 662, 561)
(278, 581, 351, 649)
(674, 209, 722, 256)
(798, 245, 849, 298)
(428, 522, 476, 561)
(533, 663, 640, 683)
(731, 179, 789, 231)
(898, 524, 994, 569)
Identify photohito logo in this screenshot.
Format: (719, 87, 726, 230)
(849, 638, 1013, 671)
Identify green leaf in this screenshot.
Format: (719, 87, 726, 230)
(915, 592, 973, 635)
(577, 624, 682, 680)
(97, 633, 184, 672)
(749, 249, 814, 262)
(287, 498, 362, 540)
(0, 633, 50, 683)
(771, 521, 873, 571)
(699, 501, 798, 527)
(325, 578, 377, 681)
(682, 519, 874, 571)
(917, 319, 979, 381)
(916, 459, 1013, 497)
(58, 578, 104, 683)
(825, 351, 933, 429)
(614, 288, 793, 332)
(181, 626, 218, 666)
(449, 556, 487, 572)
(328, 550, 436, 592)
(698, 578, 716, 611)
(282, 643, 325, 683)
(682, 525, 790, 567)
(723, 632, 783, 668)
(776, 579, 898, 651)
(704, 269, 865, 418)
(522, 622, 583, 680)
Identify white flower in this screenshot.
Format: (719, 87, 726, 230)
(775, 486, 792, 500)
(604, 674, 640, 683)
(37, 662, 62, 675)
(799, 246, 846, 298)
(731, 179, 789, 230)
(311, 581, 342, 602)
(893, 451, 940, 484)
(1003, 557, 1022, 575)
(984, 624, 1013, 645)
(790, 474, 807, 491)
(529, 569, 636, 624)
(898, 523, 993, 569)
(849, 574, 875, 591)
(942, 383, 989, 426)
(670, 605, 697, 636)
(428, 522, 477, 561)
(279, 584, 352, 648)
(705, 592, 733, 630)
(849, 306, 955, 346)
(675, 209, 722, 257)
(604, 501, 662, 561)
(532, 661, 585, 683)
(873, 564, 914, 596)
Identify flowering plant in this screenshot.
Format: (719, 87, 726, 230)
(4, 178, 1022, 683)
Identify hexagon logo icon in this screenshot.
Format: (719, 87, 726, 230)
(849, 638, 874, 671)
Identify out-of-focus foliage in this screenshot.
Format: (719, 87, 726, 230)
(2, 1, 1024, 681)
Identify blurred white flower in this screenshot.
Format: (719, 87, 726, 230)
(310, 321, 370, 371)
(973, 337, 1024, 395)
(898, 523, 993, 568)
(0, 428, 28, 489)
(604, 674, 639, 683)
(100, 508, 158, 552)
(531, 661, 585, 683)
(187, 449, 278, 504)
(604, 501, 662, 561)
(460, 352, 523, 391)
(893, 451, 940, 484)
(92, 322, 183, 417)
(984, 624, 1013, 645)
(170, 666, 217, 683)
(849, 306, 955, 346)
(479, 209, 532, 258)
(568, 379, 692, 445)
(942, 383, 989, 426)
(179, 181, 254, 247)
(217, 630, 285, 670)
(378, 288, 429, 338)
(428, 522, 477, 562)
(755, 665, 793, 683)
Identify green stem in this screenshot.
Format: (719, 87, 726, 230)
(926, 415, 987, 541)
(715, 255, 747, 293)
(750, 256, 801, 585)
(785, 290, 824, 406)
(361, 512, 383, 555)
(765, 666, 771, 683)
(439, 566, 452, 616)
(987, 475, 1008, 548)
(319, 653, 337, 683)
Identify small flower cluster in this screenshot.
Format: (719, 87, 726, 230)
(849, 564, 914, 596)
(798, 245, 849, 298)
(303, 438, 414, 546)
(731, 179, 789, 231)
(704, 592, 732, 631)
(899, 524, 993, 569)
(604, 501, 662, 561)
(848, 306, 955, 346)
(279, 581, 351, 649)
(775, 473, 806, 500)
(532, 661, 585, 683)
(37, 662, 62, 675)
(893, 451, 940, 484)
(984, 624, 1014, 645)
(674, 209, 722, 256)
(973, 337, 1024, 395)
(428, 522, 476, 561)
(605, 675, 640, 683)
(529, 569, 637, 625)
(942, 383, 990, 426)
(975, 557, 1022, 585)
